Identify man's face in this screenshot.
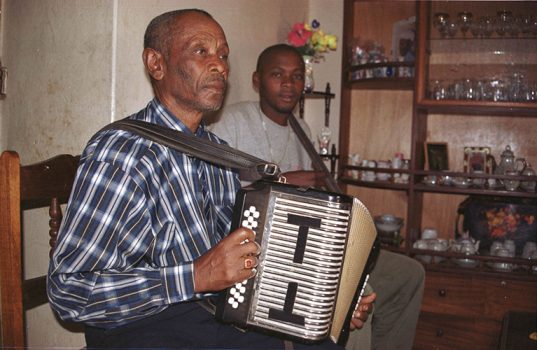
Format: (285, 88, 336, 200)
(254, 50, 305, 116)
(159, 13, 229, 114)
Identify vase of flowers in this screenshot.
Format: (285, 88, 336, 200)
(287, 19, 337, 92)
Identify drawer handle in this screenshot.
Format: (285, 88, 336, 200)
(438, 289, 446, 297)
(436, 328, 444, 337)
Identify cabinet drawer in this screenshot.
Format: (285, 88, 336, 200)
(421, 273, 485, 317)
(482, 278, 537, 320)
(414, 312, 501, 350)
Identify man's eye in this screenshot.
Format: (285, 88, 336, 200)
(294, 74, 304, 81)
(271, 72, 282, 78)
(219, 54, 229, 60)
(195, 48, 207, 55)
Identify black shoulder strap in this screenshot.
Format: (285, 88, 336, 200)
(287, 114, 341, 193)
(99, 119, 281, 181)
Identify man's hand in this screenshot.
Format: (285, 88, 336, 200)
(282, 170, 326, 188)
(193, 227, 260, 292)
(350, 292, 376, 330)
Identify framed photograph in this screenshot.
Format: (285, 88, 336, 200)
(392, 16, 416, 62)
(464, 146, 492, 173)
(424, 142, 449, 171)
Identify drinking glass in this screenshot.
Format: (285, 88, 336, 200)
(446, 20, 458, 38)
(433, 13, 450, 37)
(496, 10, 513, 37)
(457, 12, 473, 37)
(318, 127, 332, 155)
(430, 80, 447, 100)
(480, 16, 495, 38)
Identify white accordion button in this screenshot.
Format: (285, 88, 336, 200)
(238, 295, 244, 303)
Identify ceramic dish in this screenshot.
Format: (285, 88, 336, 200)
(374, 214, 404, 232)
(453, 177, 472, 188)
(453, 258, 479, 268)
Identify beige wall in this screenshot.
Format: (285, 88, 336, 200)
(0, 0, 343, 347)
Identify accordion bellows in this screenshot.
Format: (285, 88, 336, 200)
(215, 181, 377, 344)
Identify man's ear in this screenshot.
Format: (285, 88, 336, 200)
(252, 71, 260, 93)
(143, 48, 165, 81)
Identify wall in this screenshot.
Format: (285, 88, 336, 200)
(0, 0, 343, 347)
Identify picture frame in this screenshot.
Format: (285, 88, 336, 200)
(424, 142, 449, 171)
(392, 16, 416, 62)
(464, 146, 492, 173)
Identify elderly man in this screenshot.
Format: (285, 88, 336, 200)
(48, 9, 370, 349)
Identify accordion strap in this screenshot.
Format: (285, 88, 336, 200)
(287, 114, 341, 193)
(100, 119, 281, 181)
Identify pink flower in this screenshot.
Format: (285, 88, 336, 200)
(287, 23, 312, 47)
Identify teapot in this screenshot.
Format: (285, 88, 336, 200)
(451, 231, 480, 255)
(494, 145, 525, 175)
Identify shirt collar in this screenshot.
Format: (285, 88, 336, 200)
(140, 98, 208, 138)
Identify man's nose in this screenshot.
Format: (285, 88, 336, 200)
(281, 75, 292, 86)
(209, 57, 228, 76)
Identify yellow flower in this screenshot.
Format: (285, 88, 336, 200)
(326, 34, 337, 50)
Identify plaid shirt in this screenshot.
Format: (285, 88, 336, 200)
(48, 99, 239, 328)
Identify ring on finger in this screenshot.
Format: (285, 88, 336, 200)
(244, 257, 254, 269)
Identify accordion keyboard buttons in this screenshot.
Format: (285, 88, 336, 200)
(228, 206, 261, 309)
(228, 281, 248, 308)
(242, 206, 260, 230)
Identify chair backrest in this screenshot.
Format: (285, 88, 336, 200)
(0, 150, 79, 348)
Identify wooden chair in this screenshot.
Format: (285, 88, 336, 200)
(0, 150, 80, 348)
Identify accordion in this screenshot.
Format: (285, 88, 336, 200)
(215, 180, 378, 344)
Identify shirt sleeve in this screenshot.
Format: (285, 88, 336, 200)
(47, 158, 196, 328)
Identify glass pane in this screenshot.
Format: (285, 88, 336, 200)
(426, 1, 537, 103)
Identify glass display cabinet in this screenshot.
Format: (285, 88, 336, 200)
(339, 1, 537, 348)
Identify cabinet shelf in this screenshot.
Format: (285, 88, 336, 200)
(340, 176, 409, 191)
(409, 249, 537, 281)
(413, 183, 537, 199)
(347, 61, 415, 90)
(416, 99, 537, 116)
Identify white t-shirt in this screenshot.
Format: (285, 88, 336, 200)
(209, 101, 313, 173)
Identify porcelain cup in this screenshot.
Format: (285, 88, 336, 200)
(421, 228, 438, 240)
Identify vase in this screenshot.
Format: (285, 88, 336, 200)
(302, 55, 315, 92)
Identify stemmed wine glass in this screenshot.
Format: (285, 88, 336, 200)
(457, 12, 473, 37)
(433, 13, 450, 37)
(496, 10, 513, 37)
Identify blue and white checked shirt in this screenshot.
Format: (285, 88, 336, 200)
(47, 99, 240, 328)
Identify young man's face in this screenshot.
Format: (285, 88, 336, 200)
(254, 50, 305, 117)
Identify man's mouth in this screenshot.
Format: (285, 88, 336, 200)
(204, 76, 226, 92)
(280, 93, 297, 103)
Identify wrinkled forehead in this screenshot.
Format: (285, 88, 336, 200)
(172, 12, 227, 45)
